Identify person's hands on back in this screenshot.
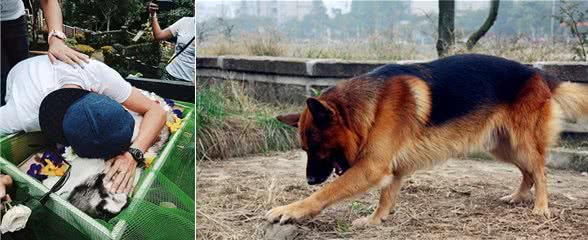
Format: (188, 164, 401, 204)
(104, 152, 137, 194)
(48, 35, 90, 67)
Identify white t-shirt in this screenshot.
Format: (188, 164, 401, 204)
(0, 56, 132, 134)
(0, 0, 25, 21)
(165, 17, 195, 82)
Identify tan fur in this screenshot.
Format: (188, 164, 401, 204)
(268, 74, 588, 225)
(553, 82, 588, 120)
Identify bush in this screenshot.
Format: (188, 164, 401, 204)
(74, 44, 95, 55)
(74, 33, 87, 44)
(100, 45, 114, 55)
(64, 38, 78, 48)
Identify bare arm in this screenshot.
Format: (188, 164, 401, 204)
(40, 0, 89, 65)
(105, 88, 166, 193)
(148, 2, 174, 41)
(122, 88, 167, 152)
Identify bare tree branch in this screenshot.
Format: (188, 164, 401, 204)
(466, 0, 500, 50)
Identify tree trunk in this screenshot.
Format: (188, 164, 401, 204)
(437, 0, 455, 57)
(107, 16, 111, 31)
(466, 0, 500, 50)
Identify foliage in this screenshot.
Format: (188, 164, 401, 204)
(103, 42, 161, 78)
(100, 45, 114, 55)
(200, 34, 575, 62)
(196, 82, 299, 160)
(62, 0, 191, 32)
(74, 33, 86, 44)
(196, 87, 226, 129)
(157, 0, 194, 29)
(62, 0, 145, 31)
(558, 0, 588, 61)
(74, 44, 96, 55)
(64, 38, 78, 48)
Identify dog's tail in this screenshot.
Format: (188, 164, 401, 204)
(552, 81, 588, 120)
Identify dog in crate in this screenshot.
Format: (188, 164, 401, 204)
(0, 56, 183, 218)
(40, 91, 179, 219)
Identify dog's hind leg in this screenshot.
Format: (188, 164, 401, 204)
(492, 136, 551, 218)
(490, 137, 534, 204)
(352, 175, 404, 227)
(509, 102, 557, 218)
(514, 141, 550, 218)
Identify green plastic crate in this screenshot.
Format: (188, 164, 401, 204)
(0, 101, 195, 240)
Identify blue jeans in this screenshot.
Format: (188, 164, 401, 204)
(1, 15, 29, 106)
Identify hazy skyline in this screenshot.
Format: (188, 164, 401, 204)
(197, 0, 491, 21)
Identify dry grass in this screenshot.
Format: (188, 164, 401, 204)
(199, 34, 578, 62)
(196, 81, 301, 160)
(196, 151, 588, 239)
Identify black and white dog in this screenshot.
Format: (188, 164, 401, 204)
(42, 92, 175, 219)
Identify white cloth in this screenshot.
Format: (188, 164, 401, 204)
(165, 17, 195, 82)
(0, 0, 25, 21)
(0, 56, 132, 134)
(0, 204, 31, 234)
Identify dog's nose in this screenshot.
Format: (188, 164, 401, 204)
(307, 177, 320, 185)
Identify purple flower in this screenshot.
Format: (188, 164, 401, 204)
(164, 98, 175, 107)
(173, 109, 183, 118)
(27, 163, 47, 181)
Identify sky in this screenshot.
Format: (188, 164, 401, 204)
(197, 0, 491, 21)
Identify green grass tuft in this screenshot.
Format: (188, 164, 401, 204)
(196, 82, 300, 160)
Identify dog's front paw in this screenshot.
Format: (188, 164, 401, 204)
(532, 206, 551, 219)
(351, 216, 383, 228)
(265, 200, 321, 224)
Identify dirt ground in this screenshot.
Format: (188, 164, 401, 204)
(196, 151, 588, 240)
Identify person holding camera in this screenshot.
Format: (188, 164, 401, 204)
(148, 1, 195, 83)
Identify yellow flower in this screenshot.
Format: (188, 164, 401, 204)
(166, 115, 183, 134)
(40, 159, 68, 177)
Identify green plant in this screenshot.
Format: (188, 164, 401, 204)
(196, 82, 300, 160)
(100, 45, 114, 55)
(335, 218, 351, 234)
(74, 44, 95, 55)
(64, 38, 78, 48)
(256, 116, 297, 153)
(74, 33, 86, 44)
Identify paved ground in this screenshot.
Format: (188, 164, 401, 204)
(197, 151, 588, 240)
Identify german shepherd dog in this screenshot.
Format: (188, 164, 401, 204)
(267, 54, 588, 226)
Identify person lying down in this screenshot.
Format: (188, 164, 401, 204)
(0, 55, 168, 216)
(38, 93, 175, 218)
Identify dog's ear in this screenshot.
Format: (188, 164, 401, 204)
(276, 113, 300, 128)
(306, 97, 334, 125)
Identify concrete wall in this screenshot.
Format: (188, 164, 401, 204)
(197, 55, 588, 83)
(198, 55, 588, 106)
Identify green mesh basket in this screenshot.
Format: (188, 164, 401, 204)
(0, 101, 195, 240)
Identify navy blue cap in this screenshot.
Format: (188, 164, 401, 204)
(40, 88, 92, 145)
(61, 93, 134, 159)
